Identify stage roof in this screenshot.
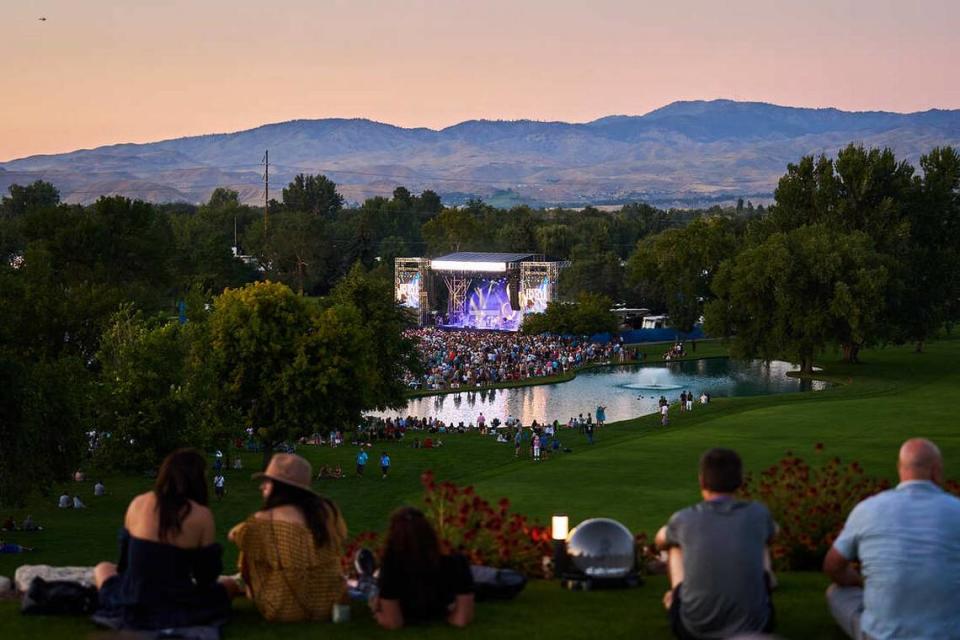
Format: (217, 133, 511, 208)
(432, 252, 537, 263)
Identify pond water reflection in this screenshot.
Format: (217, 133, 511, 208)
(374, 358, 829, 425)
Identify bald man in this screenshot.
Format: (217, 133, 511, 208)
(823, 439, 960, 639)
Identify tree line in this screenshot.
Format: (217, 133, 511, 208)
(627, 145, 960, 372)
(2, 142, 957, 502)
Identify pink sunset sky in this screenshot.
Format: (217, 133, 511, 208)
(2, 0, 959, 160)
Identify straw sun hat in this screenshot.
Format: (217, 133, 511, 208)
(252, 453, 317, 495)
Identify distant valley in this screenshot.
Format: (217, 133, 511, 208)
(3, 99, 959, 208)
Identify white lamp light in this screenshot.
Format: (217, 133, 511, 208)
(551, 513, 569, 541)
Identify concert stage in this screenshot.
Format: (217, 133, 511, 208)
(395, 252, 569, 331)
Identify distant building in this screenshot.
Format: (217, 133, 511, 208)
(641, 314, 670, 330)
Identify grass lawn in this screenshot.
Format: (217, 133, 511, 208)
(3, 338, 958, 639)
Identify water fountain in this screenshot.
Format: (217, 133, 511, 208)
(622, 367, 683, 392)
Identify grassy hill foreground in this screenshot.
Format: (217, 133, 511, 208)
(2, 338, 959, 639)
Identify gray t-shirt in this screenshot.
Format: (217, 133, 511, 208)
(665, 499, 775, 639)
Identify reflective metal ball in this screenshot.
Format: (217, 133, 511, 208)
(565, 518, 635, 578)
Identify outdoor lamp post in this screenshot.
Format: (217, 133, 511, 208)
(551, 513, 569, 578)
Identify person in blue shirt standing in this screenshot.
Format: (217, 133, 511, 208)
(596, 405, 607, 428)
(356, 449, 369, 477)
(380, 452, 391, 480)
(824, 438, 960, 640)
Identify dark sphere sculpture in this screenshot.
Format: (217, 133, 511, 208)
(565, 517, 635, 578)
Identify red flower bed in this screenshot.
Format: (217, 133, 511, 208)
(419, 470, 553, 577)
(343, 471, 554, 578)
(739, 445, 891, 571)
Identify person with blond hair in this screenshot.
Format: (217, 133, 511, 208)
(824, 438, 960, 640)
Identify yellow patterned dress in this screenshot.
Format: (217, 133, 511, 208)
(232, 510, 347, 622)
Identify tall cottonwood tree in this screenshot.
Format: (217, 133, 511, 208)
(705, 224, 887, 373)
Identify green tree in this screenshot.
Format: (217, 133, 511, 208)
(422, 208, 484, 254)
(894, 147, 960, 350)
(202, 281, 380, 468)
(0, 180, 60, 217)
(626, 216, 742, 332)
(328, 263, 422, 409)
(522, 292, 617, 336)
(559, 248, 624, 302)
(705, 225, 888, 374)
(93, 306, 193, 471)
(282, 174, 344, 218)
(0, 264, 89, 506)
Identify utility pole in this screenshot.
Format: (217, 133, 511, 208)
(262, 149, 270, 234)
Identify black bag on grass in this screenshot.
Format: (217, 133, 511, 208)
(470, 565, 527, 601)
(21, 577, 98, 615)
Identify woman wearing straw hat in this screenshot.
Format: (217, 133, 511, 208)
(226, 453, 347, 622)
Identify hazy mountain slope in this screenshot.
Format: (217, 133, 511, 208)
(2, 100, 959, 207)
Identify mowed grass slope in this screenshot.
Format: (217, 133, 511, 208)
(2, 338, 958, 639)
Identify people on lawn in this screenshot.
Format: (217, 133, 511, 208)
(823, 438, 960, 640)
(227, 453, 347, 622)
(371, 506, 475, 630)
(93, 448, 230, 630)
(655, 447, 776, 639)
(94, 480, 106, 496)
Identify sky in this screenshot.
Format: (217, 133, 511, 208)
(2, 0, 959, 160)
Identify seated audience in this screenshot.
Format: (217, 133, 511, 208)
(1, 516, 15, 531)
(655, 448, 775, 639)
(228, 453, 347, 622)
(73, 495, 87, 509)
(21, 514, 40, 531)
(58, 492, 72, 508)
(823, 438, 960, 640)
(371, 506, 474, 629)
(94, 480, 106, 497)
(94, 448, 230, 629)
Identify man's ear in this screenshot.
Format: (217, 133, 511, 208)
(932, 460, 944, 487)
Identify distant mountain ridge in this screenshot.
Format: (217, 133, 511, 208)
(3, 100, 960, 207)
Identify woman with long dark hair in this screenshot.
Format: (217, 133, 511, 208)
(94, 448, 230, 629)
(372, 506, 475, 629)
(228, 453, 347, 622)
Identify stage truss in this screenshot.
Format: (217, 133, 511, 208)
(438, 272, 471, 319)
(520, 261, 569, 311)
(396, 253, 569, 329)
(394, 257, 432, 325)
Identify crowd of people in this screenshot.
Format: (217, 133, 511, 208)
(70, 436, 958, 638)
(7, 434, 955, 638)
(91, 449, 473, 631)
(402, 328, 632, 390)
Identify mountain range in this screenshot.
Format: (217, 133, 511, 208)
(3, 100, 960, 208)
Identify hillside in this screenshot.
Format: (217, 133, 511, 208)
(2, 100, 959, 207)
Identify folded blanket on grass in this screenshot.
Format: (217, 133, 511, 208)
(92, 613, 226, 639)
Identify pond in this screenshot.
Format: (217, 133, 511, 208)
(373, 358, 829, 425)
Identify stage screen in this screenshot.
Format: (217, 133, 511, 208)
(520, 276, 551, 315)
(396, 272, 421, 309)
(449, 278, 522, 331)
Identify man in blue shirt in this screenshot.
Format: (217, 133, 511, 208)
(824, 438, 960, 640)
(356, 449, 368, 477)
(380, 451, 391, 480)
